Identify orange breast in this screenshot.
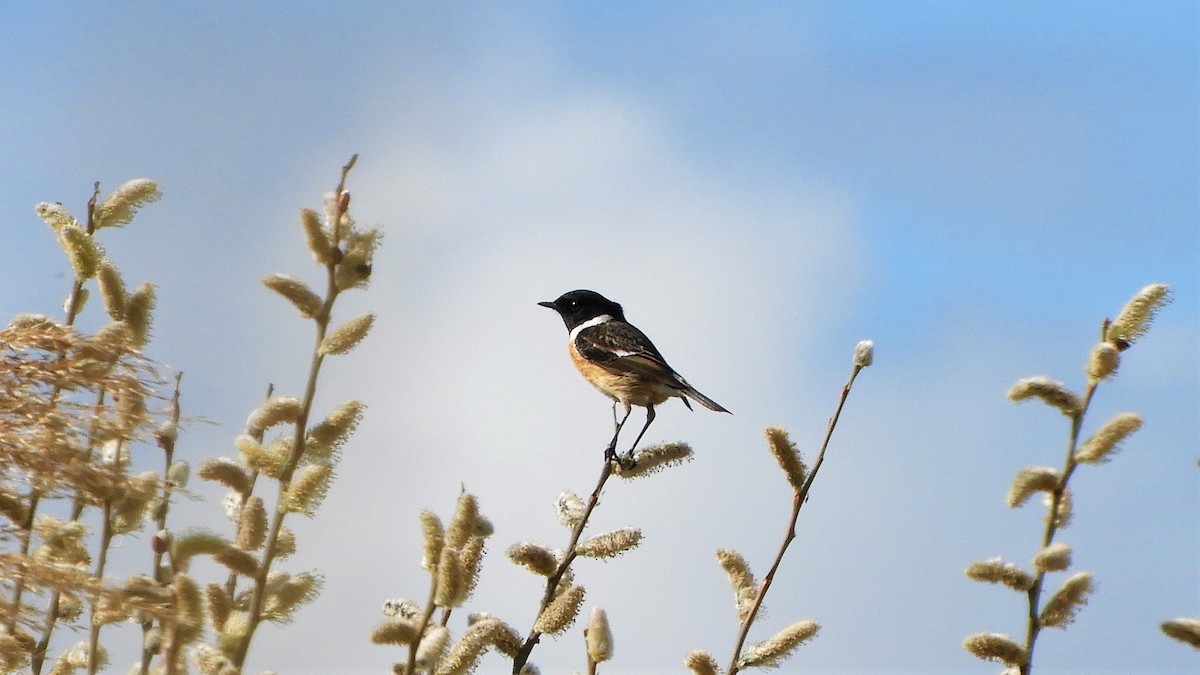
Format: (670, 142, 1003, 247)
(567, 340, 676, 407)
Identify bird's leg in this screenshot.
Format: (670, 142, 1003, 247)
(621, 405, 656, 467)
(606, 403, 632, 463)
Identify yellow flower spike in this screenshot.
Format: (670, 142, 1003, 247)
(533, 584, 585, 635)
(1075, 412, 1143, 465)
(962, 632, 1026, 667)
(263, 273, 324, 319)
(1007, 376, 1081, 417)
(57, 224, 101, 279)
(94, 178, 160, 229)
(318, 312, 375, 355)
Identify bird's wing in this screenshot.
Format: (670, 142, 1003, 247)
(574, 321, 683, 384)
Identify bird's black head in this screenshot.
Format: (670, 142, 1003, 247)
(538, 289, 625, 331)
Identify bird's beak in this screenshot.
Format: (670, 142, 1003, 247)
(537, 301, 556, 309)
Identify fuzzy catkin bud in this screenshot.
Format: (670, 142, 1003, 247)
(370, 618, 420, 646)
(1007, 466, 1060, 509)
(765, 426, 806, 489)
(1033, 542, 1072, 573)
(1107, 283, 1171, 349)
(213, 547, 260, 577)
(684, 650, 720, 675)
(434, 548, 466, 608)
(246, 396, 303, 435)
(36, 201, 76, 231)
(577, 527, 641, 559)
(382, 598, 420, 619)
(445, 493, 481, 550)
(439, 618, 510, 674)
(419, 510, 445, 572)
(1007, 376, 1081, 416)
(716, 548, 758, 622)
(124, 282, 156, 348)
(614, 441, 694, 478)
(737, 620, 819, 669)
(534, 584, 585, 635)
(242, 438, 290, 478)
(237, 497, 267, 550)
(156, 419, 179, 448)
(173, 573, 204, 641)
(300, 208, 337, 265)
(263, 571, 321, 621)
(217, 611, 251, 654)
(964, 558, 1034, 591)
(1085, 342, 1120, 381)
(459, 535, 487, 602)
(168, 460, 190, 488)
(197, 457, 251, 495)
(263, 274, 323, 319)
(555, 491, 586, 529)
(853, 339, 874, 367)
(87, 321, 132, 354)
(1075, 412, 1143, 464)
(94, 178, 160, 229)
(488, 618, 524, 657)
(417, 509, 446, 571)
(63, 641, 107, 670)
(1161, 618, 1200, 649)
(307, 399, 364, 457)
(205, 583, 233, 629)
(1039, 571, 1093, 628)
(96, 261, 127, 320)
(319, 313, 375, 355)
(585, 607, 613, 664)
(191, 643, 235, 675)
(334, 227, 381, 290)
(963, 632, 1026, 666)
(507, 541, 558, 576)
(171, 530, 232, 571)
(284, 463, 333, 516)
(58, 224, 101, 279)
(416, 625, 450, 668)
(275, 526, 297, 558)
(56, 594, 83, 622)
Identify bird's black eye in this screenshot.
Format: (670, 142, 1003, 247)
(567, 299, 578, 308)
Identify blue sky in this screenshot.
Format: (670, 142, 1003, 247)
(3, 2, 1197, 674)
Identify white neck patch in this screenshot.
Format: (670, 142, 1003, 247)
(569, 314, 612, 341)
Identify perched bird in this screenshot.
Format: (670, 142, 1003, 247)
(539, 289, 730, 462)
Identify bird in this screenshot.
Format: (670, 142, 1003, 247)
(539, 289, 730, 463)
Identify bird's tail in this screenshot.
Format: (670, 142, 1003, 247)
(681, 385, 730, 414)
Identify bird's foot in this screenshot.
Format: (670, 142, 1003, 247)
(616, 450, 638, 471)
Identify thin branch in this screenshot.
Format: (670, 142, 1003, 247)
(13, 183, 101, 663)
(1020, 381, 1097, 675)
(230, 156, 358, 669)
(513, 459, 614, 673)
(726, 364, 864, 674)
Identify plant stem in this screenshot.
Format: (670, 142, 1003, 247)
(406, 569, 442, 674)
(726, 364, 863, 674)
(1020, 381, 1096, 675)
(14, 186, 99, 666)
(141, 372, 183, 675)
(513, 459, 614, 673)
(230, 157, 356, 669)
(87, 498, 115, 675)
